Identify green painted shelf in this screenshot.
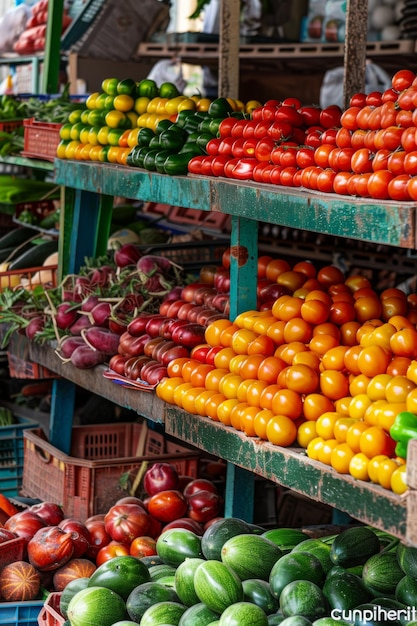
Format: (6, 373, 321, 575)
(53, 160, 417, 249)
(165, 409, 408, 541)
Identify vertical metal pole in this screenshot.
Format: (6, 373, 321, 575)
(218, 0, 240, 98)
(343, 0, 368, 109)
(42, 0, 64, 93)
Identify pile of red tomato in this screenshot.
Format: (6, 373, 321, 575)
(188, 68, 417, 201)
(156, 251, 417, 495)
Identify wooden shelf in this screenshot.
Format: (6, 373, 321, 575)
(28, 341, 166, 424)
(165, 409, 409, 543)
(53, 160, 417, 249)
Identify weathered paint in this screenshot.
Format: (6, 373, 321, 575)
(344, 0, 368, 108)
(229, 215, 258, 319)
(54, 162, 417, 249)
(165, 410, 407, 538)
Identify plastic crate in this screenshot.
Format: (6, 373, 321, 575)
(37, 592, 64, 626)
(22, 423, 200, 520)
(14, 200, 57, 223)
(137, 239, 228, 273)
(0, 536, 25, 571)
(0, 600, 44, 626)
(0, 119, 24, 134)
(0, 264, 58, 292)
(0, 414, 39, 497)
(21, 119, 62, 162)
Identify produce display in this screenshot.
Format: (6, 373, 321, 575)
(0, 482, 416, 626)
(52, 68, 417, 202)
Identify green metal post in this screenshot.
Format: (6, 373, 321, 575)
(42, 0, 64, 93)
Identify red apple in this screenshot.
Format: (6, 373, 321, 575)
(183, 478, 219, 499)
(4, 510, 46, 543)
(29, 502, 65, 526)
(143, 462, 180, 496)
(187, 490, 223, 524)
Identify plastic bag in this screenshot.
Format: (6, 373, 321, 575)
(146, 59, 187, 93)
(0, 4, 31, 54)
(319, 61, 392, 109)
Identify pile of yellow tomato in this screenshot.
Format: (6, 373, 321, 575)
(156, 259, 415, 496)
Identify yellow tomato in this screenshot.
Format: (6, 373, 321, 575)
(330, 443, 355, 474)
(56, 139, 69, 159)
(97, 126, 110, 145)
(217, 398, 239, 426)
(316, 412, 339, 440)
(306, 436, 325, 461)
(390, 464, 408, 494)
(86, 91, 100, 109)
(368, 454, 389, 483)
(297, 420, 317, 449)
(165, 96, 187, 115)
(106, 145, 123, 163)
(245, 99, 262, 114)
(88, 144, 104, 161)
(348, 394, 372, 420)
(254, 409, 274, 439)
(127, 127, 140, 148)
(64, 140, 80, 160)
(113, 94, 134, 112)
(349, 452, 370, 481)
(196, 98, 212, 112)
(177, 98, 197, 112)
(377, 458, 402, 490)
(317, 438, 338, 465)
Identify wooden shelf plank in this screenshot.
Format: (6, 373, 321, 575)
(165, 409, 408, 540)
(53, 160, 417, 249)
(28, 342, 166, 423)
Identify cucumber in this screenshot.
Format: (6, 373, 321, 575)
(59, 577, 90, 620)
(242, 578, 279, 615)
(330, 526, 381, 568)
(262, 529, 309, 553)
(178, 602, 219, 626)
(140, 600, 188, 626)
(221, 534, 282, 581)
(395, 575, 417, 606)
(396, 543, 417, 579)
(269, 552, 325, 598)
(8, 239, 58, 270)
(323, 571, 372, 610)
(352, 603, 402, 626)
(201, 517, 253, 561)
(292, 539, 333, 574)
(156, 528, 203, 568)
(194, 559, 244, 614)
(362, 552, 405, 596)
(0, 226, 34, 250)
(67, 586, 127, 626)
(279, 580, 329, 621)
(125, 581, 179, 623)
(218, 601, 269, 626)
(174, 557, 206, 606)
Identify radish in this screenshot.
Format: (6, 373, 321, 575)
(137, 254, 176, 275)
(88, 302, 112, 327)
(69, 345, 107, 369)
(81, 327, 121, 355)
(25, 316, 45, 340)
(114, 243, 142, 268)
(68, 315, 91, 335)
(56, 335, 86, 359)
(81, 295, 101, 312)
(55, 302, 79, 330)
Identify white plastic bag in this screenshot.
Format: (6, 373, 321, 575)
(320, 60, 392, 108)
(0, 4, 31, 54)
(146, 59, 186, 93)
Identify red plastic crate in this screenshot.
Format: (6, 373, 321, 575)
(22, 423, 200, 520)
(21, 119, 62, 162)
(37, 593, 64, 626)
(0, 537, 25, 571)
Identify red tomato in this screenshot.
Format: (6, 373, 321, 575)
(279, 166, 298, 187)
(242, 120, 258, 139)
(321, 128, 338, 145)
(298, 105, 322, 126)
(147, 489, 187, 523)
(340, 106, 361, 131)
(401, 127, 417, 152)
(275, 105, 304, 127)
(296, 146, 315, 169)
(254, 137, 276, 162)
(404, 151, 417, 176)
(320, 105, 342, 129)
(333, 171, 353, 195)
(129, 536, 157, 558)
(96, 542, 130, 566)
(314, 143, 334, 168)
(206, 138, 221, 155)
(230, 119, 249, 138)
(351, 148, 374, 174)
(231, 137, 247, 158)
(316, 168, 336, 193)
(267, 120, 292, 141)
(104, 504, 150, 544)
(305, 128, 324, 148)
(218, 136, 235, 155)
(349, 92, 367, 107)
(282, 96, 302, 108)
(392, 69, 416, 92)
(218, 117, 237, 138)
(210, 155, 228, 177)
(254, 121, 271, 139)
(366, 91, 383, 107)
(188, 155, 205, 175)
(335, 127, 352, 148)
(381, 88, 398, 103)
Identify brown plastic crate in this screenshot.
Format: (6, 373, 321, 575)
(22, 423, 200, 520)
(21, 119, 62, 162)
(37, 592, 64, 626)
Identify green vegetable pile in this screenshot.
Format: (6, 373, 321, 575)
(23, 84, 85, 124)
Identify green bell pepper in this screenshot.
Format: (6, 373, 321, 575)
(390, 411, 417, 459)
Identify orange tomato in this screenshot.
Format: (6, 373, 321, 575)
(129, 536, 157, 558)
(270, 388, 303, 420)
(343, 345, 362, 375)
(238, 354, 263, 379)
(219, 323, 240, 347)
(349, 373, 370, 396)
(366, 374, 392, 401)
(377, 458, 402, 489)
(254, 409, 275, 439)
(156, 376, 184, 404)
(272, 296, 303, 321)
(292, 350, 321, 372)
(276, 341, 307, 365)
(385, 375, 416, 403)
(340, 320, 361, 346)
(96, 542, 129, 566)
(277, 270, 307, 292)
(359, 425, 396, 458)
(205, 368, 229, 391)
(214, 348, 237, 370)
(181, 387, 206, 413)
(321, 345, 349, 371)
(297, 420, 318, 448)
(283, 318, 313, 344)
(317, 265, 345, 288)
(240, 406, 261, 437)
(284, 364, 319, 394)
(390, 328, 417, 358)
(257, 356, 286, 384)
(266, 415, 297, 447)
(303, 393, 335, 421)
(357, 345, 392, 377)
(300, 299, 330, 325)
(266, 320, 286, 345)
(406, 388, 417, 413)
(334, 416, 358, 443)
(316, 412, 340, 440)
(346, 420, 369, 453)
(205, 392, 227, 421)
(320, 370, 350, 400)
(205, 319, 236, 346)
(245, 380, 269, 407)
(317, 438, 339, 465)
(306, 436, 325, 460)
(265, 258, 291, 281)
(218, 373, 243, 399)
(259, 384, 282, 410)
(231, 329, 258, 355)
(247, 335, 276, 356)
(190, 363, 215, 388)
(217, 398, 240, 426)
(309, 333, 340, 356)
